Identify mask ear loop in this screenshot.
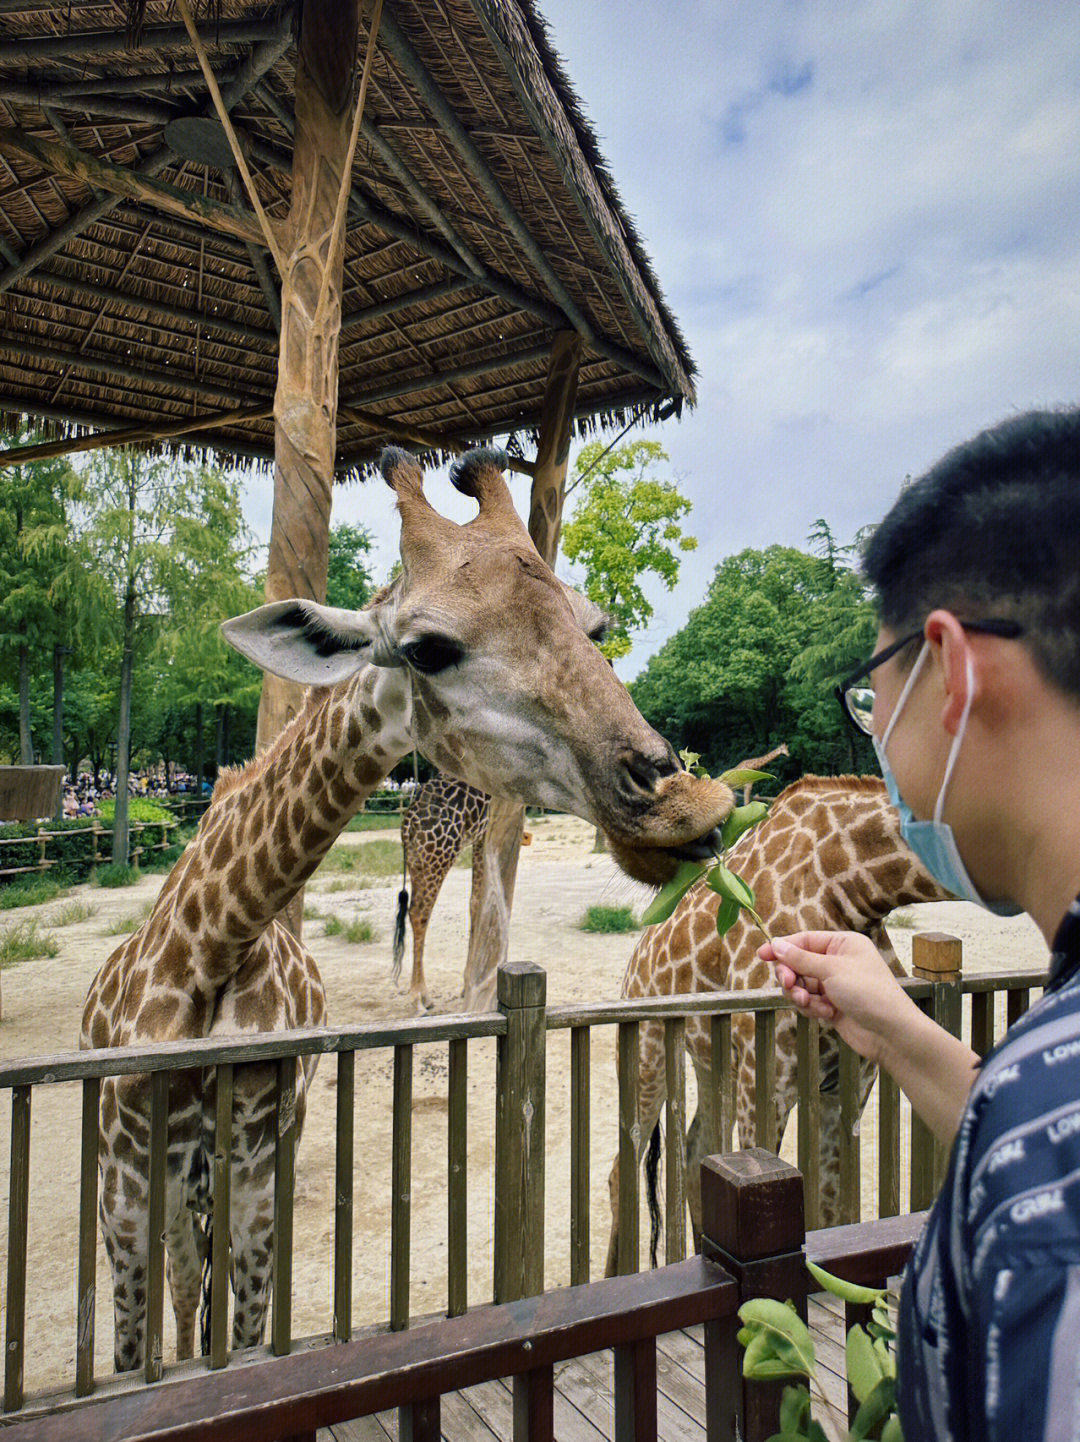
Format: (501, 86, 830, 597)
(933, 655, 976, 824)
(880, 641, 930, 754)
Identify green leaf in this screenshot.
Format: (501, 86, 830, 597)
(806, 1259, 886, 1305)
(881, 1413, 905, 1442)
(763, 1434, 809, 1442)
(779, 1383, 811, 1433)
(678, 747, 704, 773)
(715, 895, 741, 937)
(717, 766, 775, 786)
(850, 1376, 897, 1439)
(641, 859, 709, 925)
(846, 1324, 884, 1403)
(720, 800, 770, 849)
(707, 862, 756, 911)
(806, 1423, 831, 1442)
(736, 1325, 755, 1348)
(738, 1299, 816, 1376)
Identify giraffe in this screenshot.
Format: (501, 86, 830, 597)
(733, 742, 788, 803)
(391, 774, 533, 1012)
(81, 446, 732, 1373)
(604, 774, 953, 1274)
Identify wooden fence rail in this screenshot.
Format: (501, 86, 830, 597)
(0, 1150, 923, 1442)
(0, 942, 1041, 1418)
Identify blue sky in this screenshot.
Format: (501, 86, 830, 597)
(243, 0, 1080, 679)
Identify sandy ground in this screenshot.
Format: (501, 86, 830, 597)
(0, 814, 1048, 1398)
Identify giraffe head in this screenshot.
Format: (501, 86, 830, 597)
(223, 448, 732, 882)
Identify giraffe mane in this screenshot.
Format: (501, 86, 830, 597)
(770, 773, 887, 804)
(209, 687, 333, 804)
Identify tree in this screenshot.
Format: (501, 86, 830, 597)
(560, 439, 697, 659)
(630, 530, 877, 778)
(326, 521, 375, 610)
(0, 425, 79, 763)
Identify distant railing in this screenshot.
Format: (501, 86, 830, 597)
(0, 943, 1043, 1418)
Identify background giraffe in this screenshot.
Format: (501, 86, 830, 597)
(605, 774, 952, 1274)
(391, 774, 533, 1012)
(81, 447, 731, 1372)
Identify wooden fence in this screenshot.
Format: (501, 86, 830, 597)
(0, 1151, 923, 1442)
(0, 942, 1042, 1420)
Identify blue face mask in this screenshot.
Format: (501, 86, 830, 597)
(873, 642, 1022, 917)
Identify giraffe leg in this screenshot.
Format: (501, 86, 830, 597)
(407, 852, 457, 1013)
(604, 1021, 668, 1276)
(100, 1169, 150, 1372)
(228, 1165, 276, 1351)
(165, 1204, 207, 1361)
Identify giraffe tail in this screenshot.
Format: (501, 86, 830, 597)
(392, 886, 409, 985)
(644, 1124, 663, 1269)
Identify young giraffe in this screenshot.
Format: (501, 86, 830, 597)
(81, 447, 732, 1373)
(391, 774, 532, 1013)
(605, 774, 952, 1274)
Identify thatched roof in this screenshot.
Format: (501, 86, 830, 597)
(0, 0, 696, 477)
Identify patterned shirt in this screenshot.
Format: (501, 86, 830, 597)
(898, 896, 1080, 1440)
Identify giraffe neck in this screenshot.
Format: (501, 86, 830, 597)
(154, 664, 412, 980)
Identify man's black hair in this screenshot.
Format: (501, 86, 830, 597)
(863, 408, 1080, 697)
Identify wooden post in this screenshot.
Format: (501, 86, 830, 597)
(462, 333, 582, 1010)
(912, 932, 963, 1196)
(256, 0, 363, 939)
(699, 1149, 806, 1442)
(494, 962, 547, 1303)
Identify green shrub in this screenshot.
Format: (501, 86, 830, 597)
(141, 844, 185, 874)
(323, 913, 376, 943)
(49, 901, 95, 927)
(102, 901, 154, 936)
(0, 871, 72, 910)
(95, 862, 140, 889)
(0, 818, 98, 877)
(0, 920, 60, 965)
(579, 905, 639, 934)
(98, 797, 174, 824)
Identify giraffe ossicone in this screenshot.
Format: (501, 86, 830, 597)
(82, 446, 733, 1373)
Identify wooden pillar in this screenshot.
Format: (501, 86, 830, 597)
(911, 932, 963, 1203)
(255, 0, 363, 935)
(463, 333, 582, 1010)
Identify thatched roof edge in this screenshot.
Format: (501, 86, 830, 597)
(466, 0, 696, 403)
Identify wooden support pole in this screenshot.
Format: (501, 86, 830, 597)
(462, 332, 582, 1011)
(912, 932, 963, 1195)
(0, 405, 272, 469)
(0, 126, 273, 248)
(494, 962, 547, 1303)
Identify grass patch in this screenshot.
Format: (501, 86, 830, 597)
(345, 811, 403, 832)
(49, 900, 95, 927)
(303, 903, 321, 920)
(323, 914, 377, 944)
(141, 844, 185, 874)
(0, 919, 59, 966)
(94, 862, 140, 889)
(579, 905, 639, 934)
(322, 840, 402, 877)
(102, 900, 154, 936)
(889, 910, 916, 929)
(0, 871, 72, 910)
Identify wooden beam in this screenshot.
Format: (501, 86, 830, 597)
(0, 16, 283, 65)
(338, 403, 536, 476)
(0, 335, 254, 409)
(0, 404, 272, 469)
(0, 126, 275, 249)
(0, 79, 175, 127)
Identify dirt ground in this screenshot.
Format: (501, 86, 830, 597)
(0, 814, 1047, 1398)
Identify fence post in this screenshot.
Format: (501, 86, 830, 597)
(494, 961, 547, 1303)
(911, 932, 962, 1201)
(699, 1149, 806, 1442)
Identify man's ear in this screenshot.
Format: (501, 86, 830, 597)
(926, 609, 976, 734)
(221, 599, 389, 685)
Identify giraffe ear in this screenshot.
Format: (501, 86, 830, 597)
(221, 600, 387, 685)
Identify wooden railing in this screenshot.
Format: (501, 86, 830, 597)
(0, 816, 180, 881)
(0, 946, 1041, 1419)
(0, 1151, 921, 1442)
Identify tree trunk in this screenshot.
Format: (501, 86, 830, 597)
(256, 0, 362, 941)
(194, 702, 204, 799)
(464, 332, 582, 1007)
(53, 643, 67, 820)
(111, 578, 136, 865)
(17, 632, 33, 764)
(215, 702, 226, 772)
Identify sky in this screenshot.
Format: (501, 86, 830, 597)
(242, 0, 1080, 680)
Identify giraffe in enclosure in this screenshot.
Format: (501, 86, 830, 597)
(734, 742, 788, 802)
(391, 774, 532, 1013)
(81, 447, 732, 1373)
(605, 774, 953, 1274)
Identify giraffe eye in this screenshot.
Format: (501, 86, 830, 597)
(401, 636, 464, 674)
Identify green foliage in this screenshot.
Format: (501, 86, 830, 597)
(737, 1263, 903, 1441)
(97, 797, 174, 824)
(326, 522, 376, 611)
(0, 919, 59, 965)
(0, 818, 98, 877)
(0, 871, 72, 910)
(102, 901, 154, 936)
(48, 900, 95, 926)
(579, 904, 639, 933)
(321, 840, 401, 876)
(562, 439, 696, 659)
(94, 862, 140, 888)
(630, 524, 878, 777)
(344, 810, 404, 832)
(324, 914, 377, 943)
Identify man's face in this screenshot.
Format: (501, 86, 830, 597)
(870, 625, 951, 823)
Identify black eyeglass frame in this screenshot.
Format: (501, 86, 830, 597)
(834, 618, 1025, 737)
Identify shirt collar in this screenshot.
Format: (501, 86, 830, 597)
(1047, 894, 1080, 990)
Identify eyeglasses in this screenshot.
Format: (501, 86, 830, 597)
(834, 618, 1025, 736)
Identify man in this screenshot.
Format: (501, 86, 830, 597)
(760, 408, 1080, 1439)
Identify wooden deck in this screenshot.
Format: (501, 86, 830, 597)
(324, 1299, 848, 1442)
